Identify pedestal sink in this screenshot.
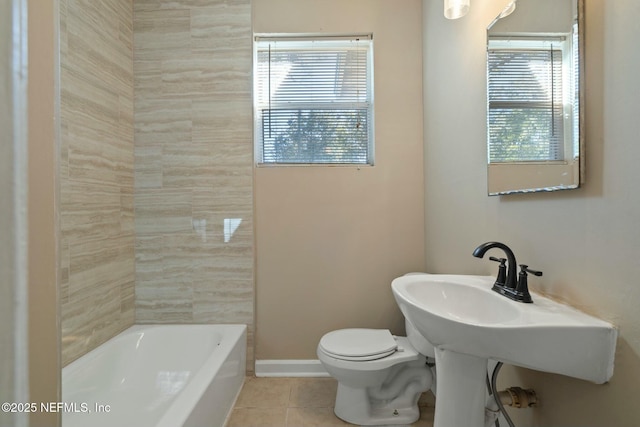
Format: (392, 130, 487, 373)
(392, 274, 617, 427)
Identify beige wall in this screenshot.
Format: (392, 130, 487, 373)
(133, 0, 255, 370)
(28, 0, 61, 425)
(423, 0, 640, 425)
(253, 0, 425, 360)
(60, 0, 135, 365)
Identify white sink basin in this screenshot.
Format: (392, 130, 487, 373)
(392, 274, 617, 383)
(392, 274, 617, 427)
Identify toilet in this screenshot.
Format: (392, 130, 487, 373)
(317, 325, 434, 426)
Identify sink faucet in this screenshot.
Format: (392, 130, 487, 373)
(472, 241, 518, 290)
(473, 242, 542, 303)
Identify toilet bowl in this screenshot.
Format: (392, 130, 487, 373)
(317, 328, 433, 426)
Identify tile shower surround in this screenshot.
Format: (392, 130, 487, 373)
(60, 0, 136, 365)
(133, 0, 255, 371)
(61, 0, 254, 370)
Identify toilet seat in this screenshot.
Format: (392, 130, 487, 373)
(319, 329, 398, 361)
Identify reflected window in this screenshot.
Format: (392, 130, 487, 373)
(488, 37, 576, 163)
(156, 371, 190, 396)
(224, 218, 242, 243)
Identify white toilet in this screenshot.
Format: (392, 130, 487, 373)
(317, 325, 434, 426)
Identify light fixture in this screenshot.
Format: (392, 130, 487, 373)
(444, 0, 470, 19)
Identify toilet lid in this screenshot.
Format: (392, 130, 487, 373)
(319, 329, 397, 360)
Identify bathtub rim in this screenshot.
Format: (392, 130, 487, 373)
(62, 323, 247, 427)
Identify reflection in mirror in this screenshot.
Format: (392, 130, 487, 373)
(486, 0, 584, 195)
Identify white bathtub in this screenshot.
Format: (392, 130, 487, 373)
(62, 324, 246, 427)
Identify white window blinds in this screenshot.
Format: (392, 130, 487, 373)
(254, 36, 373, 164)
(488, 43, 565, 163)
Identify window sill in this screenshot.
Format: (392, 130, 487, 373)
(255, 163, 374, 168)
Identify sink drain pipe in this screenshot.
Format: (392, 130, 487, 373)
(485, 362, 537, 427)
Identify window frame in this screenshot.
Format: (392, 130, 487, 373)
(253, 34, 375, 166)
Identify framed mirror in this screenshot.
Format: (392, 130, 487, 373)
(486, 0, 584, 195)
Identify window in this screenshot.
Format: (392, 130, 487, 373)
(254, 35, 374, 165)
(487, 37, 576, 163)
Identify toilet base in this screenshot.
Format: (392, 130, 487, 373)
(318, 334, 433, 426)
(334, 382, 423, 426)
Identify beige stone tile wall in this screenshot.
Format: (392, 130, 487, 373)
(60, 0, 135, 366)
(133, 0, 254, 370)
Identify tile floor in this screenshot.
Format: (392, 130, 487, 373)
(225, 377, 435, 427)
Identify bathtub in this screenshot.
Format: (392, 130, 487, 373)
(62, 324, 246, 427)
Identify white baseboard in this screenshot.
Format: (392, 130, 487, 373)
(255, 359, 330, 377)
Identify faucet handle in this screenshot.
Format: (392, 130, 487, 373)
(489, 257, 507, 288)
(514, 264, 541, 304)
(520, 265, 543, 277)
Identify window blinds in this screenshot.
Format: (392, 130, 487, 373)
(255, 36, 373, 164)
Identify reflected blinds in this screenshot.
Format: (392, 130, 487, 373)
(488, 47, 564, 163)
(255, 37, 373, 164)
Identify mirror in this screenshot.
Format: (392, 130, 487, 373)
(486, 0, 584, 195)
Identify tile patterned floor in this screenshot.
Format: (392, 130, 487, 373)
(226, 377, 435, 427)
